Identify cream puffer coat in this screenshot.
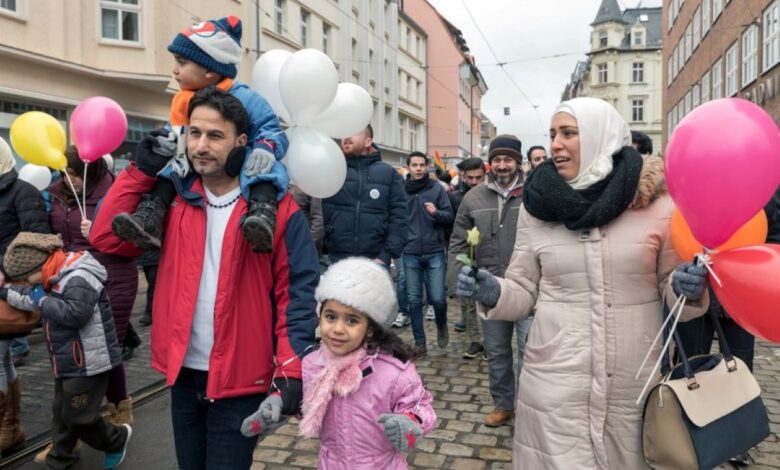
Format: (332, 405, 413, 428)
(479, 157, 709, 469)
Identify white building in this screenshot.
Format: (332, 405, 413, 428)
(563, 0, 664, 154)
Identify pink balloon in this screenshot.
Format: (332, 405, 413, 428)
(665, 98, 780, 248)
(70, 97, 128, 162)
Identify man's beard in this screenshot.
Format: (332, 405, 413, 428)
(491, 170, 518, 187)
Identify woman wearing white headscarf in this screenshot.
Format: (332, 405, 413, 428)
(457, 98, 711, 468)
(0, 136, 51, 452)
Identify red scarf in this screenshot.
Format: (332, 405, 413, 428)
(169, 78, 234, 126)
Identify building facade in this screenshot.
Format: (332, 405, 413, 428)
(0, 0, 426, 169)
(563, 0, 664, 154)
(663, 0, 780, 149)
(402, 0, 487, 168)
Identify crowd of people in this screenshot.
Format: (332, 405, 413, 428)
(0, 13, 777, 470)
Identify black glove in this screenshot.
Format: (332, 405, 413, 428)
(135, 128, 177, 177)
(272, 378, 303, 416)
(0, 286, 7, 301)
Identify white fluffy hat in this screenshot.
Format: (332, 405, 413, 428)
(315, 257, 398, 328)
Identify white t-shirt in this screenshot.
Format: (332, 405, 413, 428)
(183, 185, 242, 370)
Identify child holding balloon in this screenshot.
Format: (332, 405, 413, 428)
(111, 15, 289, 254)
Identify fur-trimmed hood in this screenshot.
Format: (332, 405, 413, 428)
(630, 155, 666, 210)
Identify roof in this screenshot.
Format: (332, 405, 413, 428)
(621, 8, 663, 48)
(591, 0, 627, 26)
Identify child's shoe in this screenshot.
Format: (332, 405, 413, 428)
(104, 424, 132, 469)
(112, 195, 166, 251)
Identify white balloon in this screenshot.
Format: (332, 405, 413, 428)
(286, 127, 346, 198)
(103, 153, 114, 172)
(252, 49, 292, 124)
(18, 163, 52, 191)
(279, 49, 339, 126)
(308, 83, 374, 139)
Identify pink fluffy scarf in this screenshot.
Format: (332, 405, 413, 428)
(299, 346, 368, 438)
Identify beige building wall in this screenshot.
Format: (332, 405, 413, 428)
(0, 0, 426, 168)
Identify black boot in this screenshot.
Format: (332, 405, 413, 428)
(112, 195, 166, 251)
(242, 183, 277, 253)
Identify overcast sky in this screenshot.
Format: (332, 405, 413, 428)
(427, 0, 662, 152)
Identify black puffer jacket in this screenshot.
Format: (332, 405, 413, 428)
(322, 152, 407, 264)
(0, 169, 50, 274)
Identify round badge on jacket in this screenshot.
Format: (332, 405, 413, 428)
(369, 189, 380, 199)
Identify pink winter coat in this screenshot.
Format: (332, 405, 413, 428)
(302, 348, 436, 469)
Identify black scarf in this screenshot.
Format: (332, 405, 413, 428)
(405, 172, 431, 194)
(522, 146, 643, 230)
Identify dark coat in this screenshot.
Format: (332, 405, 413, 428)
(403, 177, 454, 256)
(322, 152, 408, 264)
(0, 169, 51, 274)
(48, 172, 137, 344)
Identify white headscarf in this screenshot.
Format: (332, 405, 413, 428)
(0, 136, 15, 176)
(552, 97, 631, 190)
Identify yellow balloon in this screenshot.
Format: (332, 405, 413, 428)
(10, 111, 67, 170)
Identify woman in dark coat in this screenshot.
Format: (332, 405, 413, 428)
(0, 136, 50, 453)
(47, 147, 137, 427)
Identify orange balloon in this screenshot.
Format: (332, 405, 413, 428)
(671, 208, 768, 261)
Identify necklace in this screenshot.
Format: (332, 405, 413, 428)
(206, 193, 241, 209)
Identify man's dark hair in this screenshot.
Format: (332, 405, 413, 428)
(406, 151, 428, 166)
(457, 157, 485, 172)
(365, 124, 373, 139)
(631, 130, 653, 155)
(527, 145, 546, 159)
(187, 86, 250, 136)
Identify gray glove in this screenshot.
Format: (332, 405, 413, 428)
(672, 262, 708, 300)
(244, 148, 276, 176)
(456, 266, 501, 307)
(377, 413, 422, 452)
(240, 394, 283, 437)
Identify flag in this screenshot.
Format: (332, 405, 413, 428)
(433, 151, 445, 172)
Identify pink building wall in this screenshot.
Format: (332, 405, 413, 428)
(404, 0, 480, 164)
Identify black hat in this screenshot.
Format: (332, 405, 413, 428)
(488, 135, 523, 163)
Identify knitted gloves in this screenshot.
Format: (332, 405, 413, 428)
(456, 266, 501, 307)
(241, 394, 283, 437)
(672, 262, 708, 300)
(135, 129, 177, 177)
(244, 148, 276, 177)
(378, 413, 423, 452)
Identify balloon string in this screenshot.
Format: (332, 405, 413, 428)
(63, 171, 86, 219)
(635, 294, 684, 380)
(83, 162, 88, 221)
(635, 295, 687, 405)
(696, 252, 723, 288)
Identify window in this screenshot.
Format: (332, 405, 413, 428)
(416, 36, 421, 58)
(399, 116, 406, 148)
(406, 27, 412, 51)
(684, 91, 692, 115)
(701, 71, 711, 103)
(410, 121, 418, 150)
(407, 76, 413, 99)
(713, 0, 722, 20)
(712, 58, 723, 99)
(632, 100, 644, 122)
(634, 31, 643, 45)
(101, 0, 140, 42)
(764, 1, 780, 71)
(725, 42, 739, 96)
(667, 56, 674, 85)
(0, 0, 17, 13)
(667, 111, 674, 139)
(322, 24, 331, 54)
(599, 31, 608, 48)
(597, 63, 608, 84)
(668, 6, 674, 31)
(633, 62, 644, 82)
(693, 7, 701, 49)
(684, 23, 693, 62)
(399, 72, 405, 97)
(742, 25, 758, 85)
(274, 0, 284, 35)
(692, 83, 701, 108)
(702, 0, 711, 35)
(352, 38, 357, 62)
(300, 10, 309, 47)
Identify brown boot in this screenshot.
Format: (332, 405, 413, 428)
(34, 441, 81, 464)
(0, 379, 25, 453)
(113, 398, 134, 426)
(484, 408, 514, 427)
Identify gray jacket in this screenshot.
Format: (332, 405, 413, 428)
(5, 251, 121, 378)
(447, 176, 524, 292)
